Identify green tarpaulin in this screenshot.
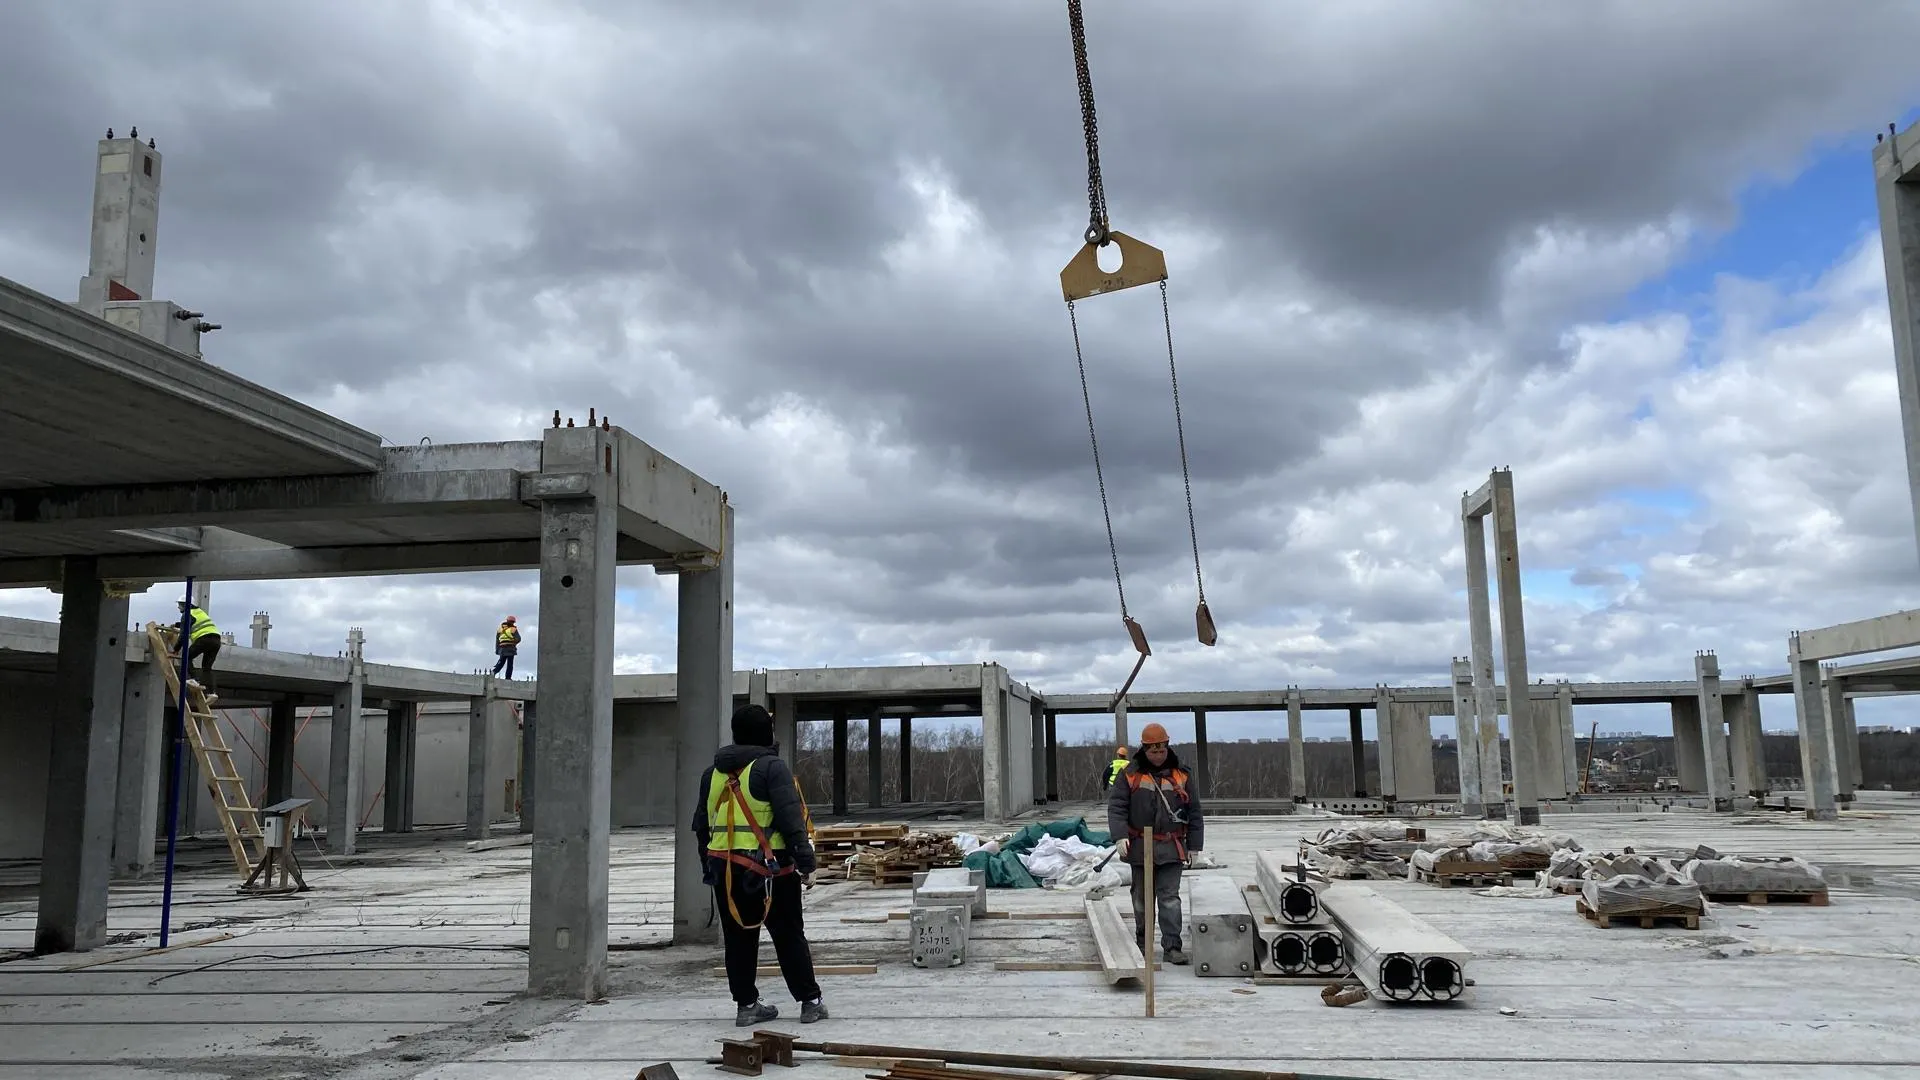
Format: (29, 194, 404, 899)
(959, 817, 1112, 889)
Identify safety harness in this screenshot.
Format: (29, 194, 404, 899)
(1125, 767, 1192, 861)
(712, 761, 815, 931)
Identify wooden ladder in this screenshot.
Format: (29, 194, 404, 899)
(145, 622, 267, 878)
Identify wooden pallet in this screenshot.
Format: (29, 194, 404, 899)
(1576, 897, 1700, 930)
(1413, 866, 1513, 889)
(1703, 889, 1830, 907)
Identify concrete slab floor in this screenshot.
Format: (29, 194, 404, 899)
(2, 797, 1919, 1078)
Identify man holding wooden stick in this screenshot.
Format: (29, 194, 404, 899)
(1107, 722, 1205, 966)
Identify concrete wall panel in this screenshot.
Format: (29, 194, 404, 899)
(0, 675, 54, 859)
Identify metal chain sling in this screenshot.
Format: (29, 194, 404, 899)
(1059, 0, 1216, 710)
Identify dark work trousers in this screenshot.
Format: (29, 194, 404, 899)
(491, 647, 515, 679)
(1131, 861, 1185, 951)
(714, 865, 821, 1006)
(185, 635, 221, 694)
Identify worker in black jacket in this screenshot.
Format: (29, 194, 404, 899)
(1106, 721, 1204, 964)
(691, 703, 827, 1027)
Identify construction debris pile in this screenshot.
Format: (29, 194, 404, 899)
(1444, 821, 1582, 871)
(1305, 820, 1581, 880)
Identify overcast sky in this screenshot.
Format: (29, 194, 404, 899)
(4, 1, 1920, 740)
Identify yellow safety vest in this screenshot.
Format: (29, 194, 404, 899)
(496, 624, 519, 646)
(705, 759, 786, 852)
(1106, 757, 1129, 786)
(188, 607, 220, 642)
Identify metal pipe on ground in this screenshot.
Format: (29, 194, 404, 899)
(787, 1040, 1392, 1080)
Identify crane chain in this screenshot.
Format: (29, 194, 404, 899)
(1068, 298, 1128, 621)
(1161, 280, 1206, 607)
(1067, 0, 1108, 247)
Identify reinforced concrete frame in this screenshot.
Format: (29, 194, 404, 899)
(1461, 467, 1541, 822)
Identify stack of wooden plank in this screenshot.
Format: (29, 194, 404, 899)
(809, 825, 963, 887)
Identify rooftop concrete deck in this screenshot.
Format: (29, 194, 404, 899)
(3, 795, 1917, 1078)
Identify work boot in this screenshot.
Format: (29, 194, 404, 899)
(734, 1000, 778, 1027)
(1164, 947, 1191, 966)
(801, 997, 829, 1024)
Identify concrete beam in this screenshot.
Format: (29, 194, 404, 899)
(1792, 608, 1920, 663)
(766, 664, 986, 696)
(1462, 477, 1494, 519)
(613, 429, 725, 557)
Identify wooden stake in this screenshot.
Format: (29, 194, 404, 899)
(1143, 829, 1155, 1018)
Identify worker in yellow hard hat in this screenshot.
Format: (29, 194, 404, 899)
(1102, 745, 1130, 789)
(1107, 721, 1204, 965)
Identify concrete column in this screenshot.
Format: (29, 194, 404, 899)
(1788, 635, 1839, 820)
(37, 561, 130, 954)
(1192, 709, 1210, 800)
(1347, 706, 1365, 797)
(831, 707, 849, 815)
(383, 700, 418, 834)
(866, 710, 884, 809)
(527, 428, 624, 998)
(1029, 699, 1046, 806)
(1450, 659, 1483, 815)
(900, 716, 914, 802)
(1043, 711, 1058, 802)
(1872, 119, 1920, 562)
(465, 696, 490, 840)
(1725, 683, 1766, 797)
(1374, 687, 1397, 802)
(112, 657, 164, 879)
(326, 661, 366, 854)
(1556, 682, 1578, 800)
(264, 698, 296, 808)
(1693, 653, 1733, 810)
(670, 504, 734, 954)
(249, 611, 271, 649)
(748, 669, 770, 713)
(1462, 503, 1505, 819)
(1822, 674, 1856, 803)
(1489, 471, 1541, 824)
(517, 700, 537, 832)
(1286, 688, 1307, 802)
(1844, 696, 1863, 790)
(771, 692, 797, 764)
(982, 667, 1005, 822)
(1672, 698, 1706, 792)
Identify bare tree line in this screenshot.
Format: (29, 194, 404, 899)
(789, 723, 1920, 805)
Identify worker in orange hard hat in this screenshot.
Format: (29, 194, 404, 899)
(490, 615, 522, 679)
(1102, 745, 1130, 789)
(1107, 720, 1204, 965)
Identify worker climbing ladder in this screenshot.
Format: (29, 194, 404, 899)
(1057, 0, 1216, 706)
(145, 621, 267, 878)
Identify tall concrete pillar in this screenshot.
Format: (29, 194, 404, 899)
(383, 700, 418, 834)
(831, 707, 849, 815)
(249, 611, 271, 649)
(517, 700, 537, 832)
(867, 710, 884, 809)
(37, 561, 130, 954)
(982, 667, 1006, 822)
(1693, 653, 1733, 810)
(1489, 471, 1541, 824)
(113, 657, 164, 879)
(1725, 683, 1766, 797)
(1671, 698, 1706, 792)
(1822, 674, 1856, 803)
(1556, 682, 1578, 800)
(1029, 698, 1046, 806)
(1450, 659, 1483, 815)
(466, 696, 491, 840)
(771, 692, 797, 764)
(527, 427, 624, 998)
(1192, 709, 1210, 800)
(1374, 687, 1397, 802)
(1286, 688, 1307, 803)
(1871, 118, 1920, 562)
(1788, 635, 1840, 820)
(1043, 711, 1058, 802)
(1347, 705, 1366, 797)
(326, 647, 367, 855)
(669, 504, 734, 956)
(900, 716, 914, 802)
(264, 698, 296, 809)
(1462, 499, 1505, 819)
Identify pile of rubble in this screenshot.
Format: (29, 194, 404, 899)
(1303, 820, 1581, 881)
(1539, 845, 1827, 915)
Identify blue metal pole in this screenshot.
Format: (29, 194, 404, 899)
(158, 577, 195, 948)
